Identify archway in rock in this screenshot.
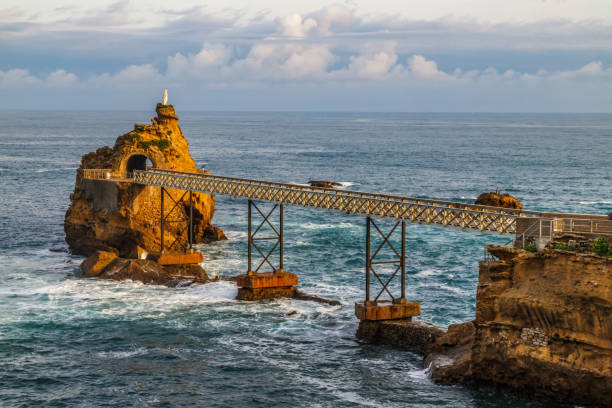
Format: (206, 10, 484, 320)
(126, 155, 153, 173)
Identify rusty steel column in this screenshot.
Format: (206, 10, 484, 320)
(189, 190, 193, 250)
(279, 204, 284, 272)
(401, 220, 406, 300)
(248, 200, 252, 274)
(160, 186, 165, 254)
(365, 216, 371, 302)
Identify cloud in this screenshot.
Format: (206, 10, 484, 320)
(277, 13, 318, 38)
(0, 69, 41, 87)
(346, 49, 398, 79)
(167, 43, 233, 78)
(232, 43, 335, 80)
(408, 55, 449, 81)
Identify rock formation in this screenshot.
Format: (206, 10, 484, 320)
(65, 103, 225, 258)
(475, 191, 522, 209)
(426, 245, 612, 406)
(80, 250, 210, 286)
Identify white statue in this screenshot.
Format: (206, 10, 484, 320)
(162, 89, 168, 105)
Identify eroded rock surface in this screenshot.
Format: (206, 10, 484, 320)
(81, 250, 210, 286)
(475, 191, 522, 209)
(65, 104, 225, 257)
(427, 245, 612, 406)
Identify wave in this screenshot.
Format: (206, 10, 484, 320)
(578, 200, 612, 205)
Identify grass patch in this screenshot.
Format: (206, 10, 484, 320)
(524, 243, 537, 253)
(594, 237, 609, 257)
(138, 139, 171, 150)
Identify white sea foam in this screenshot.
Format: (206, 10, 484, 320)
(415, 268, 441, 277)
(578, 200, 612, 205)
(337, 181, 359, 188)
(96, 347, 148, 359)
(185, 280, 238, 302)
(298, 221, 359, 230)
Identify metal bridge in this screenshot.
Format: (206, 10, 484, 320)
(82, 167, 611, 313)
(83, 168, 545, 236)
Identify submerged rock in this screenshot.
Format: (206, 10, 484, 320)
(64, 103, 225, 258)
(475, 191, 522, 209)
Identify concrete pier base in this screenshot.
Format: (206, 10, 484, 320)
(355, 299, 421, 321)
(157, 252, 204, 265)
(235, 270, 298, 301)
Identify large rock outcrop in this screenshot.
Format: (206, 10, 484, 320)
(426, 245, 612, 406)
(65, 104, 225, 257)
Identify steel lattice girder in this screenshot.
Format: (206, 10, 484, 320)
(127, 169, 530, 235)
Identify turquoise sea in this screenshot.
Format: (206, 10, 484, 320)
(1, 111, 611, 407)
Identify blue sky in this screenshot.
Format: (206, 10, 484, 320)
(1, 0, 612, 111)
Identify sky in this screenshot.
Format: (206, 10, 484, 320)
(1, 0, 612, 111)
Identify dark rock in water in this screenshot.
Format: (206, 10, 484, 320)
(293, 289, 342, 306)
(308, 180, 342, 189)
(165, 278, 196, 288)
(286, 310, 298, 316)
(475, 191, 522, 209)
(49, 248, 69, 253)
(356, 320, 445, 355)
(80, 250, 209, 285)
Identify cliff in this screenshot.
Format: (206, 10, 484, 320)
(426, 245, 612, 406)
(64, 104, 225, 258)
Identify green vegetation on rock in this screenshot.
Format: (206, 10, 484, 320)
(593, 237, 609, 257)
(524, 243, 537, 253)
(138, 139, 171, 150)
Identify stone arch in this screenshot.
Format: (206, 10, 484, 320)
(116, 149, 167, 174)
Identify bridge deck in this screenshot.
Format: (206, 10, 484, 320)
(82, 168, 611, 237)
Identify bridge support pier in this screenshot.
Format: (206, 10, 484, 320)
(157, 186, 204, 265)
(236, 200, 298, 300)
(355, 217, 420, 322)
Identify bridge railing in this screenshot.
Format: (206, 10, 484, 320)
(552, 217, 612, 236)
(132, 169, 527, 235)
(141, 168, 542, 215)
(82, 169, 133, 180)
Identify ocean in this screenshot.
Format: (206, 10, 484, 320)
(1, 111, 610, 407)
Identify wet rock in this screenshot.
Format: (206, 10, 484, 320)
(475, 191, 522, 209)
(307, 180, 342, 189)
(80, 250, 118, 277)
(293, 289, 342, 306)
(356, 320, 445, 355)
(81, 252, 210, 286)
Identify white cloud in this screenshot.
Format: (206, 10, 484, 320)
(0, 69, 41, 88)
(232, 43, 334, 79)
(277, 13, 318, 38)
(167, 43, 232, 78)
(550, 61, 612, 80)
(46, 70, 79, 86)
(408, 55, 448, 81)
(347, 50, 398, 79)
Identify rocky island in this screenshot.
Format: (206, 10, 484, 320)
(65, 102, 225, 285)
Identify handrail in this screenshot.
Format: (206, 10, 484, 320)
(80, 167, 609, 237)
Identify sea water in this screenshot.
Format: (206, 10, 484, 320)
(0, 111, 610, 407)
